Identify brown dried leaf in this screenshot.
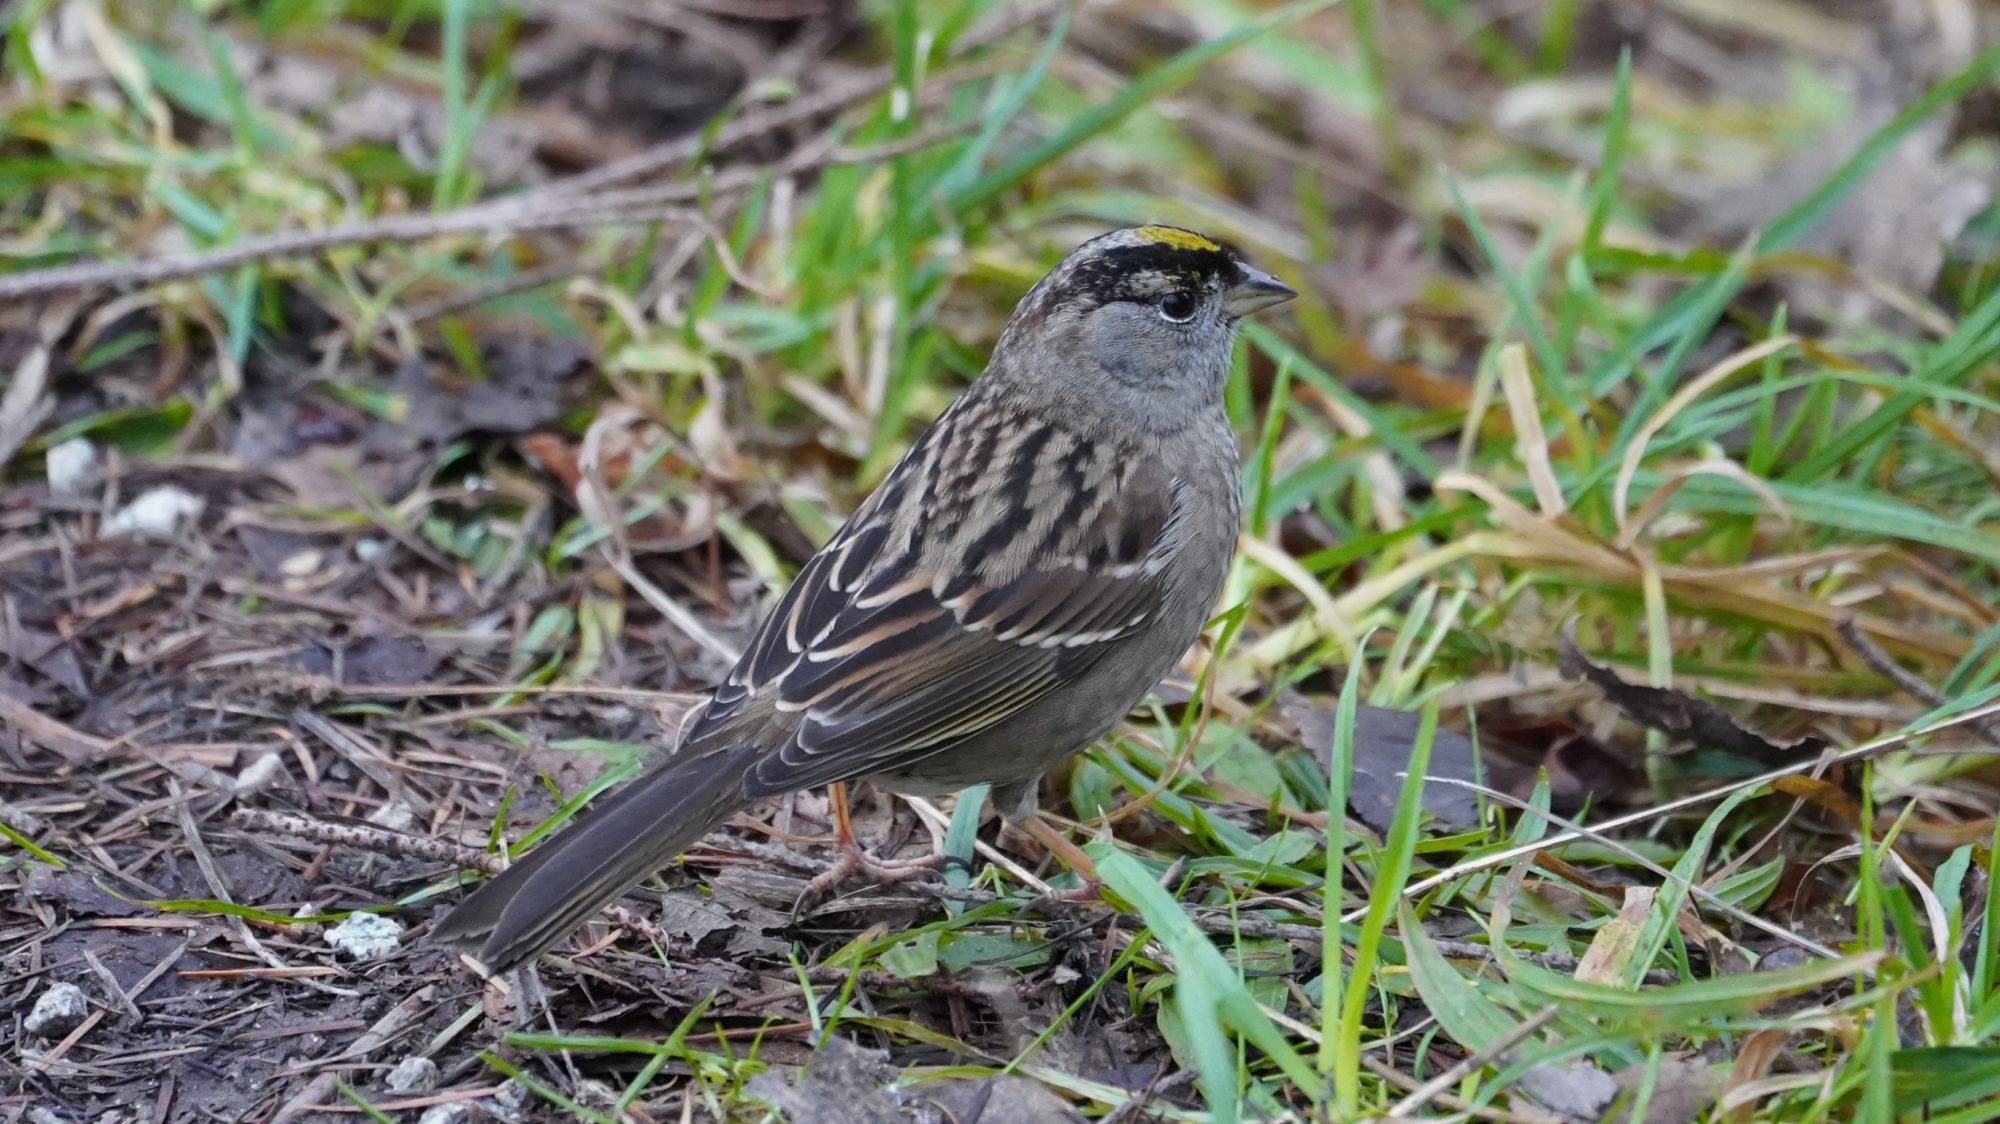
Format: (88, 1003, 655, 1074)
(1611, 1054, 1723, 1124)
(1557, 626, 1824, 766)
(1289, 701, 1483, 831)
(1573, 885, 1655, 987)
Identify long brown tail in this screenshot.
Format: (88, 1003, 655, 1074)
(430, 744, 757, 974)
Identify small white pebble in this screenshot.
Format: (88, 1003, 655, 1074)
(485, 1079, 527, 1122)
(279, 548, 324, 577)
(103, 486, 204, 540)
(385, 1055, 440, 1094)
(232, 753, 286, 794)
(416, 1105, 470, 1124)
(354, 537, 386, 562)
(289, 903, 324, 936)
(365, 802, 414, 831)
(24, 982, 90, 1038)
(323, 912, 402, 961)
(45, 437, 99, 501)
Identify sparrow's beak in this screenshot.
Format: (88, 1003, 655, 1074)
(1228, 264, 1297, 317)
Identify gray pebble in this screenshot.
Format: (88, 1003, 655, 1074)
(385, 1055, 440, 1094)
(24, 983, 89, 1038)
(324, 912, 403, 961)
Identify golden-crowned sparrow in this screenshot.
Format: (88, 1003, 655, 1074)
(431, 226, 1295, 972)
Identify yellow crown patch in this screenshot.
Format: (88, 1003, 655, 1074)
(1134, 225, 1221, 253)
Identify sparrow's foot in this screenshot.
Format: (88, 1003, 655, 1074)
(796, 782, 941, 911)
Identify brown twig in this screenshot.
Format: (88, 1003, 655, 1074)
(917, 884, 1682, 983)
(0, 26, 1004, 303)
(1836, 617, 2000, 747)
(1098, 1065, 1196, 1124)
(232, 808, 504, 875)
(0, 295, 83, 466)
(0, 688, 114, 761)
(0, 204, 701, 301)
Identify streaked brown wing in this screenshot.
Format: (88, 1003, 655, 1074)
(684, 428, 1186, 798)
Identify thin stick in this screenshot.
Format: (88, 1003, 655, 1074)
(1362, 695, 2000, 926)
(0, 205, 700, 300)
(0, 53, 994, 300)
(1836, 617, 2000, 746)
(232, 808, 503, 875)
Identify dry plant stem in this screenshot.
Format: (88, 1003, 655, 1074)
(81, 946, 142, 1021)
(1018, 815, 1100, 882)
(25, 1010, 107, 1074)
(922, 884, 1680, 982)
(602, 905, 673, 952)
(0, 294, 83, 466)
(231, 808, 504, 874)
(328, 682, 703, 704)
(1371, 695, 2000, 932)
(0, 204, 705, 300)
(1105, 647, 1223, 825)
(1425, 774, 1839, 961)
(0, 676, 113, 761)
(177, 799, 363, 990)
(0, 57, 990, 301)
(1836, 616, 2000, 746)
(0, 129, 951, 301)
(1098, 1068, 1198, 1124)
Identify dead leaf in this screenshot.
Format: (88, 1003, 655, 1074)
(1558, 626, 1824, 767)
(1721, 1028, 1789, 1123)
(1771, 774, 1969, 864)
(519, 415, 717, 552)
(745, 1035, 906, 1124)
(0, 610, 89, 698)
(1289, 701, 1483, 831)
(653, 884, 787, 959)
(340, 634, 437, 687)
(396, 336, 584, 445)
(1518, 1058, 1620, 1122)
(1611, 1054, 1722, 1124)
(1574, 886, 1655, 987)
(0, 296, 82, 470)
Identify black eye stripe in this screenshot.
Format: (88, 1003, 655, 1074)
(1044, 240, 1239, 311)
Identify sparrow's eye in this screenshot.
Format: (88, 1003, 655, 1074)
(1158, 290, 1198, 323)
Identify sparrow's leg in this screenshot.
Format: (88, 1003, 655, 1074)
(992, 777, 1100, 895)
(803, 781, 941, 897)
